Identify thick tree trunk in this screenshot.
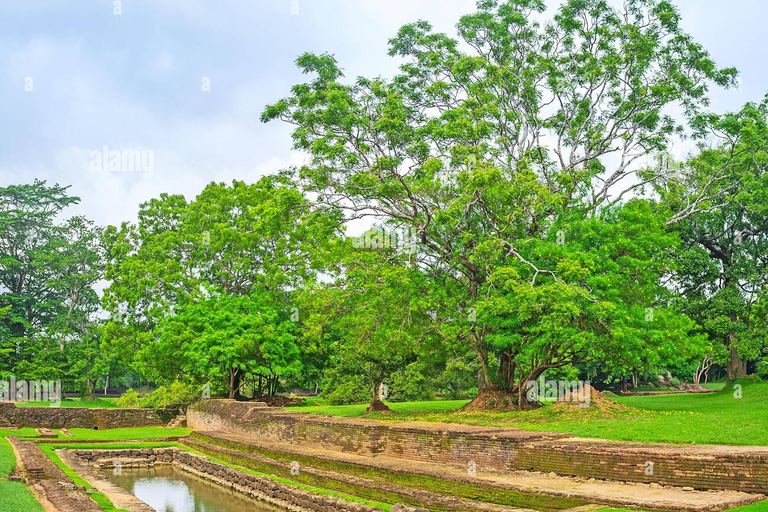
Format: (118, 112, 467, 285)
(366, 379, 390, 414)
(726, 342, 747, 381)
(228, 369, 240, 400)
(463, 387, 534, 410)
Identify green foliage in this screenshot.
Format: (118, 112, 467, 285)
(322, 374, 370, 405)
(654, 99, 768, 381)
(139, 381, 200, 408)
(102, 176, 341, 397)
(264, 0, 735, 401)
(388, 363, 435, 402)
(0, 180, 115, 393)
(115, 389, 141, 408)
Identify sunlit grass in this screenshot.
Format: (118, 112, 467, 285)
(288, 382, 768, 445)
(15, 397, 119, 408)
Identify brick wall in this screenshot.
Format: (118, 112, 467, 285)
(188, 400, 768, 494)
(0, 402, 178, 429)
(71, 447, 415, 512)
(188, 399, 562, 471)
(515, 440, 768, 494)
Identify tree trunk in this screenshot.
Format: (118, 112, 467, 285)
(104, 375, 110, 396)
(228, 370, 238, 400)
(726, 342, 746, 381)
(366, 378, 390, 414)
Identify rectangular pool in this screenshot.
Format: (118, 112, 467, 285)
(103, 465, 286, 512)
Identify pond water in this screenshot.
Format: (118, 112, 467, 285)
(103, 466, 286, 512)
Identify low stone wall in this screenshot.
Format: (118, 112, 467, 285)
(188, 399, 563, 471)
(0, 402, 178, 429)
(188, 399, 768, 494)
(71, 447, 418, 512)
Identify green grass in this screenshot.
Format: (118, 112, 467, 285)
(15, 397, 119, 408)
(61, 426, 191, 440)
(288, 382, 768, 446)
(0, 481, 45, 512)
(0, 438, 16, 477)
(289, 398, 469, 417)
(725, 501, 768, 512)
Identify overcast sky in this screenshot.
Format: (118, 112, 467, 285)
(1, 0, 765, 228)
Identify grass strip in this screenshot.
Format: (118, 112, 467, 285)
(0, 480, 46, 512)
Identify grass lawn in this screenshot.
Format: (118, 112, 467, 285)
(15, 397, 119, 408)
(0, 438, 16, 477)
(287, 382, 768, 446)
(0, 481, 45, 512)
(61, 426, 191, 440)
(0, 433, 45, 512)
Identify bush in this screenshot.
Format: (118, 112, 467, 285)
(115, 389, 141, 408)
(140, 381, 199, 408)
(323, 375, 370, 405)
(388, 363, 434, 402)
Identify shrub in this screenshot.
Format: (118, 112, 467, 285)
(323, 375, 370, 405)
(115, 389, 141, 408)
(388, 363, 434, 402)
(140, 381, 199, 408)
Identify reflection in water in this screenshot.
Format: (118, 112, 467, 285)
(104, 466, 285, 512)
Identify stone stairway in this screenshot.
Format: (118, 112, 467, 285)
(184, 431, 765, 512)
(167, 414, 187, 428)
(24, 466, 46, 482)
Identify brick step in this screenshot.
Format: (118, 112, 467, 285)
(25, 467, 46, 481)
(167, 414, 187, 428)
(187, 432, 765, 512)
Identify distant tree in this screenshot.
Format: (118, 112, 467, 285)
(0, 181, 105, 386)
(157, 293, 301, 399)
(304, 241, 435, 412)
(103, 175, 341, 393)
(656, 99, 768, 380)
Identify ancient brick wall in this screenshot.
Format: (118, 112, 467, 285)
(515, 440, 768, 494)
(0, 402, 178, 429)
(71, 447, 408, 512)
(187, 399, 562, 471)
(188, 399, 768, 494)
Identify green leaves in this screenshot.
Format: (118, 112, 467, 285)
(102, 176, 342, 394)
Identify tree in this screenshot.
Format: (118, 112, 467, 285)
(0, 181, 105, 387)
(263, 0, 734, 407)
(157, 293, 301, 400)
(103, 175, 341, 393)
(0, 180, 80, 369)
(656, 99, 768, 380)
(303, 240, 435, 412)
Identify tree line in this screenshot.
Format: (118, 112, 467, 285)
(2, 0, 767, 410)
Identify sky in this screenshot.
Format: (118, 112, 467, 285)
(1, 0, 766, 228)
